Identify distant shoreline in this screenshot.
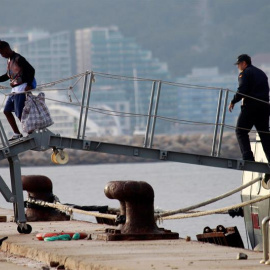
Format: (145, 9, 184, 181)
(0, 133, 241, 167)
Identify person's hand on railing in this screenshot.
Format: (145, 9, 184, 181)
(228, 102, 234, 112)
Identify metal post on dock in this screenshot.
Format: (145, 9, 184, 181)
(217, 89, 229, 157)
(211, 89, 223, 156)
(77, 72, 89, 139)
(260, 216, 270, 265)
(82, 71, 94, 139)
(148, 81, 162, 148)
(143, 81, 156, 148)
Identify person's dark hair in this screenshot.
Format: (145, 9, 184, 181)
(0, 41, 10, 50)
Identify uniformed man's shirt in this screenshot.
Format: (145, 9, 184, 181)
(231, 65, 269, 105)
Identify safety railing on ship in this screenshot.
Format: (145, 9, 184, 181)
(0, 70, 268, 158)
(74, 71, 231, 157)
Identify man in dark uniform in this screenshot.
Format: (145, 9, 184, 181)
(228, 54, 270, 162)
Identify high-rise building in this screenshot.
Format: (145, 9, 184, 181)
(0, 31, 30, 76)
(177, 67, 240, 132)
(0, 29, 72, 86)
(75, 26, 169, 79)
(0, 29, 76, 137)
(17, 31, 72, 86)
(75, 26, 177, 134)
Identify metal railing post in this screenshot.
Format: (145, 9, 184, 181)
(0, 120, 9, 147)
(149, 81, 162, 148)
(77, 72, 89, 139)
(211, 89, 223, 156)
(260, 216, 270, 264)
(143, 81, 156, 148)
(82, 72, 94, 139)
(217, 89, 229, 157)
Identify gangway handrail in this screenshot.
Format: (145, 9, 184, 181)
(0, 120, 9, 148)
(260, 216, 270, 265)
(211, 89, 223, 156)
(1, 70, 270, 161)
(1, 70, 270, 237)
(217, 89, 229, 156)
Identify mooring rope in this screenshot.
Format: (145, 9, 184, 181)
(26, 198, 117, 220)
(158, 176, 262, 218)
(27, 176, 266, 222)
(162, 191, 270, 220)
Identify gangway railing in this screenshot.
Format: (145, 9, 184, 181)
(0, 71, 270, 236)
(75, 71, 233, 158)
(260, 216, 270, 265)
(0, 70, 255, 160)
(0, 119, 10, 149)
(0, 70, 265, 159)
(211, 89, 229, 157)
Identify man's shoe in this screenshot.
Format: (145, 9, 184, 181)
(8, 134, 23, 141)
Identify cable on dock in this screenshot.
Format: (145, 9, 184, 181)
(26, 176, 265, 223)
(26, 198, 117, 220)
(157, 176, 262, 218)
(161, 192, 270, 220)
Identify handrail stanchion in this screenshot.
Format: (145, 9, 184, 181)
(77, 72, 88, 139)
(144, 81, 156, 148)
(217, 89, 229, 157)
(0, 120, 9, 147)
(211, 89, 223, 156)
(149, 81, 162, 148)
(82, 71, 93, 139)
(260, 216, 270, 264)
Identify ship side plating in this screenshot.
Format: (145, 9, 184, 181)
(242, 134, 270, 250)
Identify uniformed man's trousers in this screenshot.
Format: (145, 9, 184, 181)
(236, 103, 270, 162)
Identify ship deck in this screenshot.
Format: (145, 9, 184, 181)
(0, 208, 264, 270)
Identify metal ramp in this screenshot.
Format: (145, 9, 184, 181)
(0, 71, 269, 233)
(0, 128, 269, 234)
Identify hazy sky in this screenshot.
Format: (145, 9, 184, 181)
(0, 0, 269, 76)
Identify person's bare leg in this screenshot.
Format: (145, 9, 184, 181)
(4, 111, 20, 134)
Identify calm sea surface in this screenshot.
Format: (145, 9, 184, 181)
(0, 162, 248, 246)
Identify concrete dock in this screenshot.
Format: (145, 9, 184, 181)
(0, 209, 265, 270)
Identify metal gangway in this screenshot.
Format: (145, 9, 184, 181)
(0, 70, 269, 233)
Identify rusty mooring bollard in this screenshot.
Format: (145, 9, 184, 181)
(22, 175, 69, 221)
(99, 180, 179, 240)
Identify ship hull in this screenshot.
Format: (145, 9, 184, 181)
(241, 136, 269, 250)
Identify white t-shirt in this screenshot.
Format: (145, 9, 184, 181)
(11, 83, 27, 93)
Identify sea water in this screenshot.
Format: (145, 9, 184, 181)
(0, 162, 248, 246)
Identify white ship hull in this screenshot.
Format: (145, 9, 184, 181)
(242, 135, 269, 250)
